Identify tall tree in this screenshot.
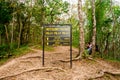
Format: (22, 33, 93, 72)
(77, 0, 85, 58)
(0, 0, 13, 44)
(0, 0, 14, 57)
(91, 0, 96, 55)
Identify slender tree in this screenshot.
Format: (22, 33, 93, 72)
(92, 0, 96, 55)
(77, 0, 85, 58)
(11, 0, 15, 49)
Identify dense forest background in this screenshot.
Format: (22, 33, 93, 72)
(0, 0, 120, 61)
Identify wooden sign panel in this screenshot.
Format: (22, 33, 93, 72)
(43, 24, 71, 46)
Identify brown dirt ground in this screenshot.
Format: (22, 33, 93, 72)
(0, 46, 120, 80)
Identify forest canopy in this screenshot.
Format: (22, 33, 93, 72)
(0, 0, 120, 61)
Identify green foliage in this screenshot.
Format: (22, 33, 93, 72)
(0, 0, 13, 35)
(67, 16, 79, 47)
(0, 46, 32, 65)
(84, 0, 120, 61)
(0, 0, 120, 64)
(12, 46, 32, 57)
(0, 0, 13, 24)
(0, 44, 9, 58)
(0, 24, 4, 34)
(113, 6, 120, 18)
(85, 0, 112, 42)
(44, 0, 69, 23)
(82, 50, 90, 59)
(0, 43, 18, 59)
(0, 0, 70, 64)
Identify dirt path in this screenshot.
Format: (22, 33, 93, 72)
(0, 46, 120, 80)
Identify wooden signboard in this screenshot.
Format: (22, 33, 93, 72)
(42, 24, 72, 68)
(44, 24, 71, 46)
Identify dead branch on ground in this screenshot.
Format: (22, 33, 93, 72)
(0, 67, 66, 80)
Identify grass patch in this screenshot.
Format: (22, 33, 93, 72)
(0, 58, 8, 65)
(0, 46, 33, 66)
(105, 58, 120, 62)
(12, 46, 33, 57)
(0, 45, 55, 65)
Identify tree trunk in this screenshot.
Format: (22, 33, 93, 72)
(104, 33, 110, 54)
(111, 0, 116, 59)
(5, 25, 9, 43)
(77, 0, 85, 58)
(5, 24, 11, 56)
(18, 18, 22, 48)
(11, 14, 14, 49)
(0, 33, 1, 45)
(92, 0, 96, 55)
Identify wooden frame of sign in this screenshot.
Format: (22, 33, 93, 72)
(42, 24, 72, 68)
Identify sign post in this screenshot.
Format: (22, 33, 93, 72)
(42, 24, 72, 68)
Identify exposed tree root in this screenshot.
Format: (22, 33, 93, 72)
(21, 56, 48, 60)
(0, 67, 66, 80)
(22, 56, 42, 59)
(59, 57, 81, 62)
(87, 57, 120, 79)
(88, 70, 120, 80)
(87, 57, 99, 62)
(59, 54, 92, 62)
(63, 57, 120, 80)
(104, 71, 120, 76)
(59, 55, 94, 62)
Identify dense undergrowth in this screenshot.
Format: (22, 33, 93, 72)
(0, 45, 32, 65)
(0, 44, 56, 65)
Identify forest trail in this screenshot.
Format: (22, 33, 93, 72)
(0, 46, 120, 80)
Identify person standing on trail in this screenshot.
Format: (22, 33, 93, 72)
(86, 42, 92, 55)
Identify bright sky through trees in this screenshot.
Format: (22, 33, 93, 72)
(63, 0, 120, 5)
